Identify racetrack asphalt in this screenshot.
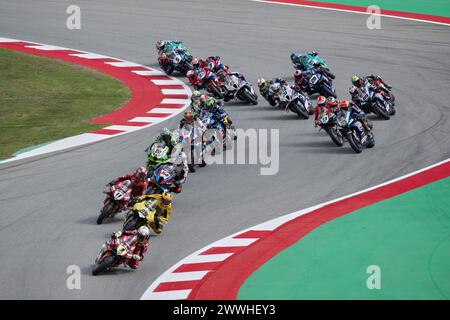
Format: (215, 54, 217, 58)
(0, 0, 449, 299)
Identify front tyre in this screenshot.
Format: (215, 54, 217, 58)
(347, 131, 363, 153)
(97, 202, 115, 225)
(289, 101, 309, 119)
(319, 84, 337, 98)
(326, 127, 344, 147)
(92, 255, 115, 276)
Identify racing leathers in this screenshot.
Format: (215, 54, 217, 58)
(110, 230, 149, 269)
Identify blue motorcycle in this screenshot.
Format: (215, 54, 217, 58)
(146, 163, 176, 194)
(336, 109, 375, 153)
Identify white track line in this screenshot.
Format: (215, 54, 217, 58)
(145, 290, 192, 300)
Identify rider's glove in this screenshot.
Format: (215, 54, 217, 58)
(132, 254, 142, 261)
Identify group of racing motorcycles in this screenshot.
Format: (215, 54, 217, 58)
(92, 40, 396, 275)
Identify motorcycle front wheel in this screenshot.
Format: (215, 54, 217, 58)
(326, 127, 344, 147)
(238, 88, 258, 105)
(289, 101, 309, 119)
(92, 255, 115, 276)
(347, 131, 363, 153)
(97, 202, 115, 225)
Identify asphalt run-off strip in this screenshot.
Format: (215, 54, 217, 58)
(0, 37, 191, 164)
(141, 158, 450, 299)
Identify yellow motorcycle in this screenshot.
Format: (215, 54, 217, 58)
(122, 199, 160, 234)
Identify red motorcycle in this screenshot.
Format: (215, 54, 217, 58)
(92, 233, 138, 275)
(97, 180, 132, 225)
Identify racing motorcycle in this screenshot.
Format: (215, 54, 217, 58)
(122, 198, 158, 232)
(357, 85, 392, 120)
(145, 142, 170, 170)
(177, 125, 206, 173)
(305, 70, 337, 98)
(291, 52, 330, 72)
(196, 68, 224, 99)
(92, 232, 139, 275)
(97, 180, 132, 225)
(201, 112, 235, 152)
(278, 85, 312, 119)
(159, 48, 193, 75)
(336, 109, 375, 153)
(316, 108, 344, 147)
(146, 163, 177, 194)
(222, 73, 258, 105)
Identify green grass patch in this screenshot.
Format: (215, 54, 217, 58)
(0, 48, 130, 159)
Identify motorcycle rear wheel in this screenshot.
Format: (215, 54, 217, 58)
(92, 255, 115, 276)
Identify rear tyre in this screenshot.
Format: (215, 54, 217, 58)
(92, 255, 115, 276)
(97, 202, 114, 225)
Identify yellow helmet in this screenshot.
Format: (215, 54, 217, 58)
(160, 191, 173, 208)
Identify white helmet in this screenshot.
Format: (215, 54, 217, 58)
(173, 151, 187, 165)
(137, 226, 150, 241)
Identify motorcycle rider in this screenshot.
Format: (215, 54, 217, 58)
(201, 97, 233, 129)
(313, 96, 328, 127)
(150, 127, 181, 157)
(291, 51, 322, 71)
(109, 167, 147, 199)
(170, 151, 189, 193)
(130, 192, 173, 234)
(190, 90, 203, 117)
(341, 97, 372, 132)
(156, 40, 189, 56)
(111, 225, 150, 269)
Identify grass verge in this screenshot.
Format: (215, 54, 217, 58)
(0, 48, 130, 160)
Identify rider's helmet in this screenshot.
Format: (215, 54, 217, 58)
(156, 40, 166, 51)
(256, 78, 266, 88)
(183, 110, 194, 124)
(351, 75, 361, 86)
(186, 70, 196, 81)
(137, 226, 150, 242)
(160, 127, 171, 137)
(204, 97, 216, 110)
(317, 96, 326, 107)
(349, 85, 358, 97)
(200, 94, 209, 104)
(192, 58, 200, 69)
(310, 51, 318, 56)
(135, 167, 147, 184)
(160, 191, 173, 207)
(326, 96, 338, 108)
(173, 151, 187, 166)
(290, 52, 298, 62)
(191, 90, 202, 102)
(339, 100, 350, 109)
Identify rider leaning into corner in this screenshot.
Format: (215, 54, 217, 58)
(109, 167, 147, 199)
(110, 225, 151, 269)
(130, 191, 173, 234)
